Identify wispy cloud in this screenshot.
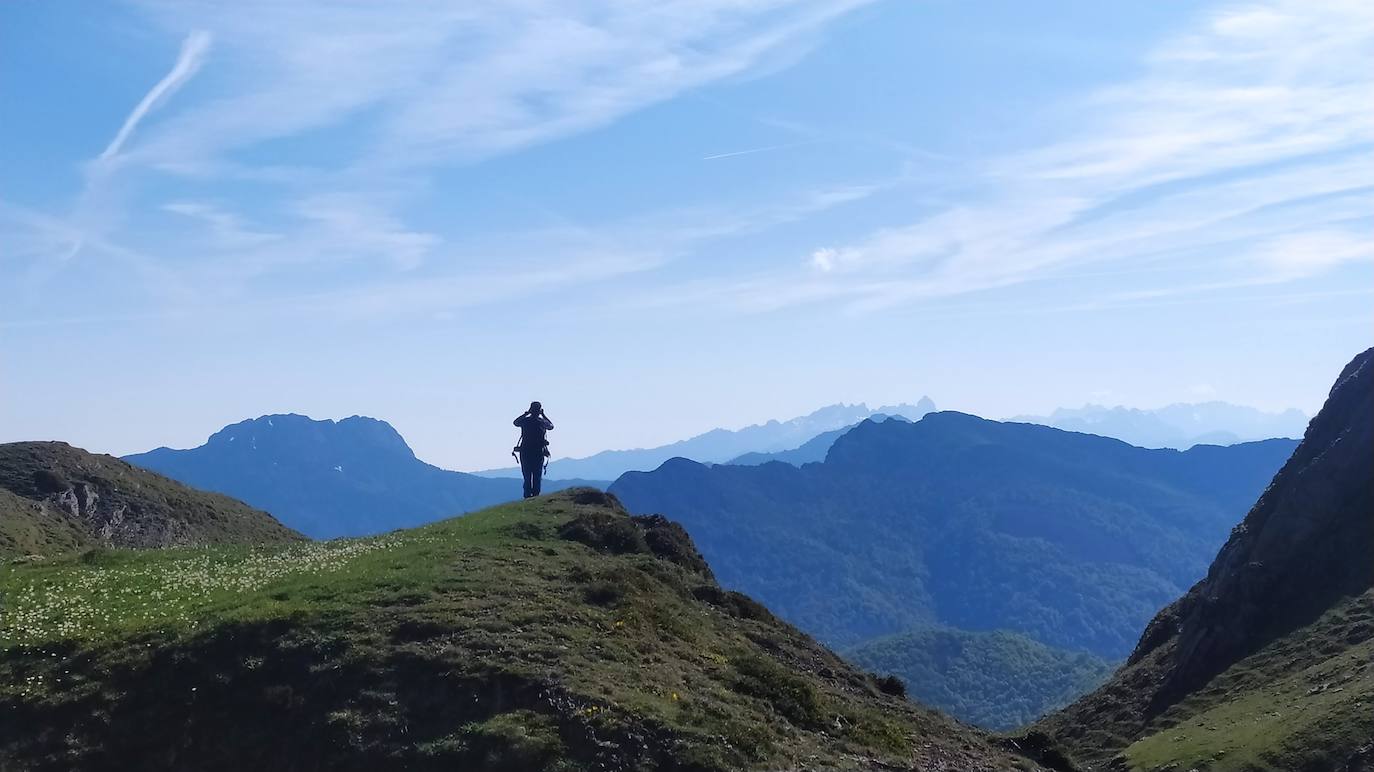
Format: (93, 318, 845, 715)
(98, 31, 212, 162)
(122, 1, 873, 171)
(4, 0, 876, 322)
(162, 201, 281, 250)
(747, 0, 1374, 313)
(702, 140, 818, 160)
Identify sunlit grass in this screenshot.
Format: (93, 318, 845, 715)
(1, 537, 403, 645)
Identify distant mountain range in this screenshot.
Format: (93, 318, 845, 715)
(0, 441, 300, 556)
(475, 398, 936, 480)
(726, 414, 909, 466)
(610, 414, 1297, 658)
(1040, 347, 1373, 770)
(1010, 401, 1308, 449)
(125, 414, 601, 539)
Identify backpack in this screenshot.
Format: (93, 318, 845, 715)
(513, 417, 551, 466)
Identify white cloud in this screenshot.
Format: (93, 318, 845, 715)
(1256, 229, 1374, 278)
(291, 194, 438, 272)
(779, 0, 1374, 312)
(162, 201, 281, 249)
(6, 0, 876, 318)
(810, 247, 837, 271)
(123, 1, 872, 171)
(98, 30, 211, 163)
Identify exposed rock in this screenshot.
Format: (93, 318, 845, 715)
(1149, 347, 1373, 702)
(0, 441, 302, 555)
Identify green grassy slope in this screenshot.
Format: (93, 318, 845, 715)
(1124, 592, 1372, 771)
(1049, 588, 1373, 771)
(844, 626, 1115, 731)
(0, 441, 301, 556)
(0, 490, 1048, 771)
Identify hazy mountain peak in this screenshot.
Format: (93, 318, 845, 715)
(203, 413, 416, 460)
(1014, 400, 1309, 450)
(125, 414, 592, 538)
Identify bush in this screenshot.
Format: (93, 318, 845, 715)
(732, 653, 825, 728)
(583, 579, 626, 606)
(559, 513, 646, 555)
(873, 674, 907, 698)
(32, 469, 69, 494)
(457, 710, 568, 771)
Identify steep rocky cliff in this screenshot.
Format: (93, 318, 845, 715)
(1040, 347, 1374, 770)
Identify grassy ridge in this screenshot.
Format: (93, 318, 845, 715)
(1, 490, 1040, 771)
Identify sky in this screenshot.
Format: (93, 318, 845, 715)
(1, 0, 1371, 472)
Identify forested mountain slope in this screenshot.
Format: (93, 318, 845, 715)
(610, 416, 1295, 658)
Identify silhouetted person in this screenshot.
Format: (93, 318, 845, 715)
(513, 401, 554, 498)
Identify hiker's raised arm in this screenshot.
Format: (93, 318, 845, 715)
(514, 413, 528, 426)
(541, 415, 554, 430)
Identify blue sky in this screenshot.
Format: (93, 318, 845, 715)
(2, 0, 1370, 471)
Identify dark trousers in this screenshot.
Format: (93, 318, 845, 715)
(519, 449, 544, 498)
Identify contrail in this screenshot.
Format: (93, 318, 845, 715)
(701, 140, 816, 161)
(98, 30, 212, 161)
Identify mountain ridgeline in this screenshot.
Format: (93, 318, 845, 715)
(610, 415, 1297, 658)
(0, 441, 300, 556)
(124, 415, 600, 539)
(476, 399, 937, 480)
(726, 414, 910, 467)
(1039, 347, 1374, 770)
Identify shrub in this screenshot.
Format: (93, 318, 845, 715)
(732, 653, 825, 728)
(583, 580, 625, 607)
(874, 674, 907, 698)
(457, 710, 567, 771)
(559, 513, 646, 555)
(32, 469, 69, 494)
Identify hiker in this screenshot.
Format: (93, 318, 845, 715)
(513, 401, 554, 498)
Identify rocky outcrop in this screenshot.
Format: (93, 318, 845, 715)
(47, 478, 193, 548)
(0, 441, 302, 555)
